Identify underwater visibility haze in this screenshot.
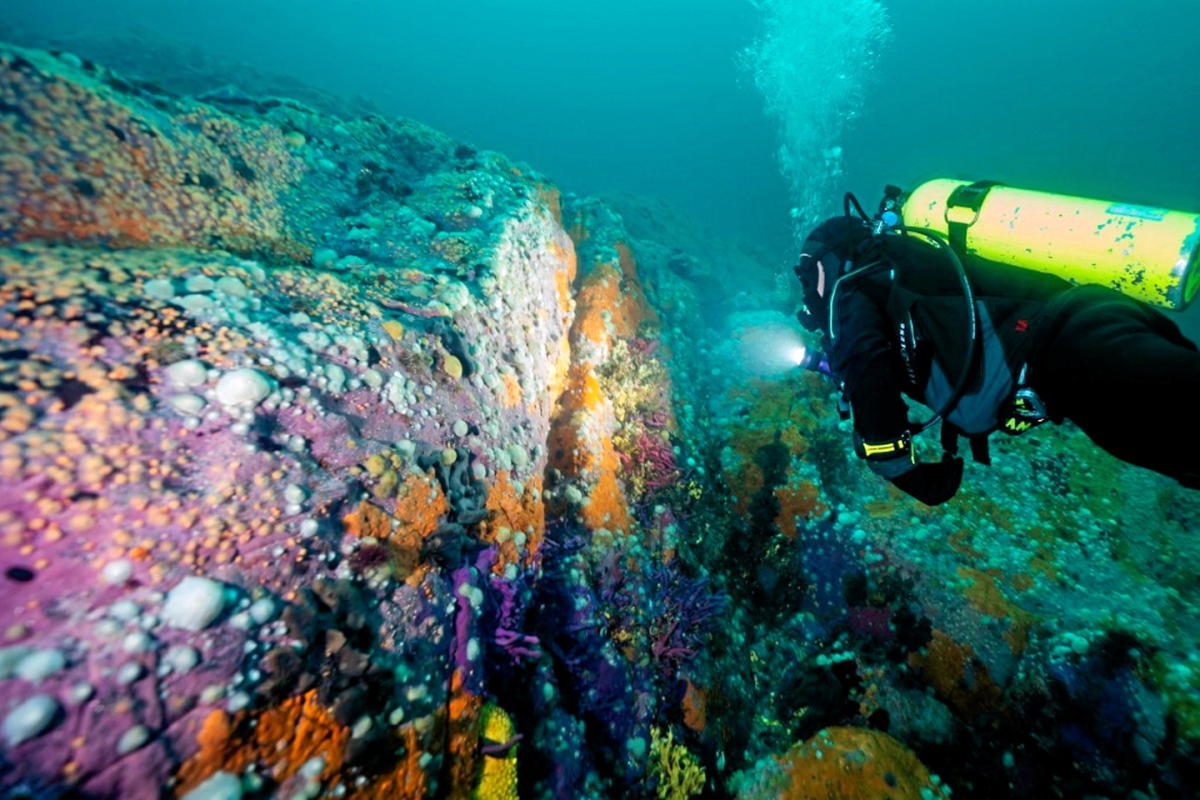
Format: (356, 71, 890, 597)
(0, 1, 1199, 798)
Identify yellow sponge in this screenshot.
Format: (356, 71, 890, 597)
(474, 704, 519, 800)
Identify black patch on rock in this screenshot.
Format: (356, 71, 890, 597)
(118, 363, 153, 394)
(1094, 629, 1150, 675)
(5, 566, 35, 582)
(421, 522, 485, 569)
(106, 74, 133, 93)
(428, 318, 475, 377)
(0, 100, 29, 122)
(53, 377, 94, 411)
(843, 571, 869, 607)
(229, 154, 256, 182)
(250, 415, 283, 453)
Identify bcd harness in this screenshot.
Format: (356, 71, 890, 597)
(838, 183, 1054, 468)
(899, 308, 1051, 468)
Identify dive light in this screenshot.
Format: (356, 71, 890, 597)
(792, 344, 834, 378)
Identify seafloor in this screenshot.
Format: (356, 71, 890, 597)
(0, 38, 1198, 800)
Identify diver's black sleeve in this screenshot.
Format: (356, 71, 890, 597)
(828, 285, 910, 444)
(828, 283, 963, 506)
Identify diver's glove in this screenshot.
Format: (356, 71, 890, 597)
(856, 432, 963, 506)
(890, 455, 964, 506)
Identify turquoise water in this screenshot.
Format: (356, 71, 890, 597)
(844, 0, 1200, 220)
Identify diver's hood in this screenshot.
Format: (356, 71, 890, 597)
(794, 216, 872, 333)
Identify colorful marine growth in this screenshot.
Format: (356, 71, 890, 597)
(1, 39, 1199, 799)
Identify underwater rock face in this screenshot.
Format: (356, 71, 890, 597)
(1, 38, 1199, 800)
(0, 40, 570, 796)
(0, 40, 718, 798)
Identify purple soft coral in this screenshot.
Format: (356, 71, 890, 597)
(645, 562, 727, 674)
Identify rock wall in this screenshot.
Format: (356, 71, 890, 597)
(0, 42, 719, 798)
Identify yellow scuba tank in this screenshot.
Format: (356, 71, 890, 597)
(900, 178, 1200, 310)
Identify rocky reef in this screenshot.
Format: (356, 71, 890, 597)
(1, 39, 1198, 800)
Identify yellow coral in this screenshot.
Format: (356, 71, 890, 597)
(474, 704, 519, 800)
(597, 339, 674, 430)
(650, 726, 705, 800)
(381, 319, 405, 341)
(443, 353, 464, 379)
(481, 702, 515, 747)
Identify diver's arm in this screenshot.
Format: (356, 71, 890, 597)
(829, 288, 910, 444)
(831, 290, 962, 505)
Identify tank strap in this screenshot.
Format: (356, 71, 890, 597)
(945, 180, 1002, 254)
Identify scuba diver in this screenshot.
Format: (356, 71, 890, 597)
(793, 180, 1200, 506)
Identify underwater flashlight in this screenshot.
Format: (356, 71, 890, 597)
(794, 346, 834, 378)
(786, 339, 833, 377)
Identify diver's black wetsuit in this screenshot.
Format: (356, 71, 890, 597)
(1029, 285, 1200, 488)
(828, 233, 1200, 499)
